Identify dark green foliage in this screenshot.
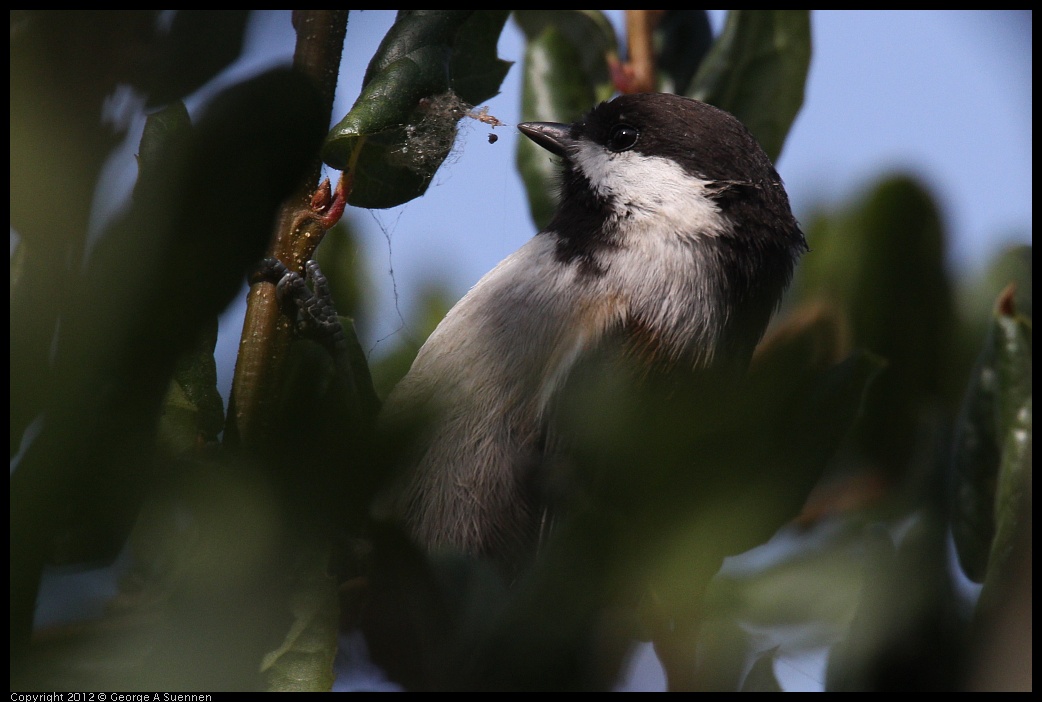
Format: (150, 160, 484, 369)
(656, 11, 715, 95)
(950, 285, 1032, 591)
(795, 176, 958, 480)
(11, 12, 330, 687)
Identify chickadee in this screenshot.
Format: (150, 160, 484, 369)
(377, 92, 807, 571)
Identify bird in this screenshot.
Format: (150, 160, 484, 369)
(373, 92, 808, 575)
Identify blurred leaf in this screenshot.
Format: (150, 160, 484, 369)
(707, 527, 866, 640)
(157, 317, 225, 458)
(950, 287, 1032, 582)
(688, 10, 811, 162)
(515, 22, 605, 229)
(794, 175, 956, 479)
(459, 311, 882, 690)
(11, 67, 327, 658)
(637, 346, 884, 675)
(682, 615, 749, 691)
(958, 245, 1032, 335)
(513, 10, 618, 100)
(993, 289, 1032, 440)
(314, 218, 369, 330)
(136, 10, 251, 107)
(978, 395, 1031, 615)
(953, 244, 1032, 398)
(655, 10, 714, 96)
(262, 547, 340, 691)
(339, 317, 383, 424)
(825, 517, 966, 691)
(357, 526, 512, 691)
(272, 312, 382, 530)
(292, 234, 386, 504)
(10, 12, 153, 457)
(14, 456, 301, 691)
(9, 242, 56, 457)
(81, 67, 328, 374)
(742, 647, 784, 692)
(323, 10, 511, 208)
(10, 11, 151, 241)
(566, 309, 882, 565)
(825, 526, 893, 691)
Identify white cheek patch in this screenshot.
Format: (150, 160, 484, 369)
(571, 141, 728, 238)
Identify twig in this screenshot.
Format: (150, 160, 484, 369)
(613, 10, 666, 94)
(226, 10, 348, 450)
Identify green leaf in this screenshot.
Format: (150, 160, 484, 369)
(689, 10, 811, 162)
(500, 314, 882, 688)
(456, 327, 881, 688)
(950, 288, 1032, 583)
(794, 175, 955, 478)
(450, 10, 513, 106)
(262, 547, 341, 691)
(685, 616, 752, 691)
(513, 11, 617, 229)
(825, 516, 963, 691)
(991, 299, 1032, 600)
(656, 10, 714, 96)
(517, 28, 593, 229)
(314, 219, 369, 327)
(323, 10, 511, 208)
(157, 318, 225, 458)
(136, 10, 251, 108)
(742, 647, 784, 692)
(949, 353, 1003, 582)
(9, 241, 57, 458)
(979, 395, 1031, 614)
(958, 245, 1032, 336)
(135, 101, 192, 195)
(706, 527, 867, 640)
(333, 43, 457, 147)
(513, 10, 618, 101)
(515, 24, 602, 229)
(11, 68, 327, 655)
(993, 292, 1033, 440)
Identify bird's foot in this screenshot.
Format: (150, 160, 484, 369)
(252, 257, 347, 355)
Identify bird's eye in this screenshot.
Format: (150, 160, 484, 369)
(607, 124, 639, 152)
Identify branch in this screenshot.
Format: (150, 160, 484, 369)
(226, 10, 349, 451)
(613, 10, 666, 94)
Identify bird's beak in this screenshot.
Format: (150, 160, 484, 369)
(518, 122, 575, 158)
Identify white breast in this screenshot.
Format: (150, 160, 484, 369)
(379, 144, 732, 558)
(378, 234, 621, 558)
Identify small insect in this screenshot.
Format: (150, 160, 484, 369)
(488, 133, 499, 144)
(467, 105, 505, 127)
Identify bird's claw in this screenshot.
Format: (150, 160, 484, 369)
(253, 257, 346, 355)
